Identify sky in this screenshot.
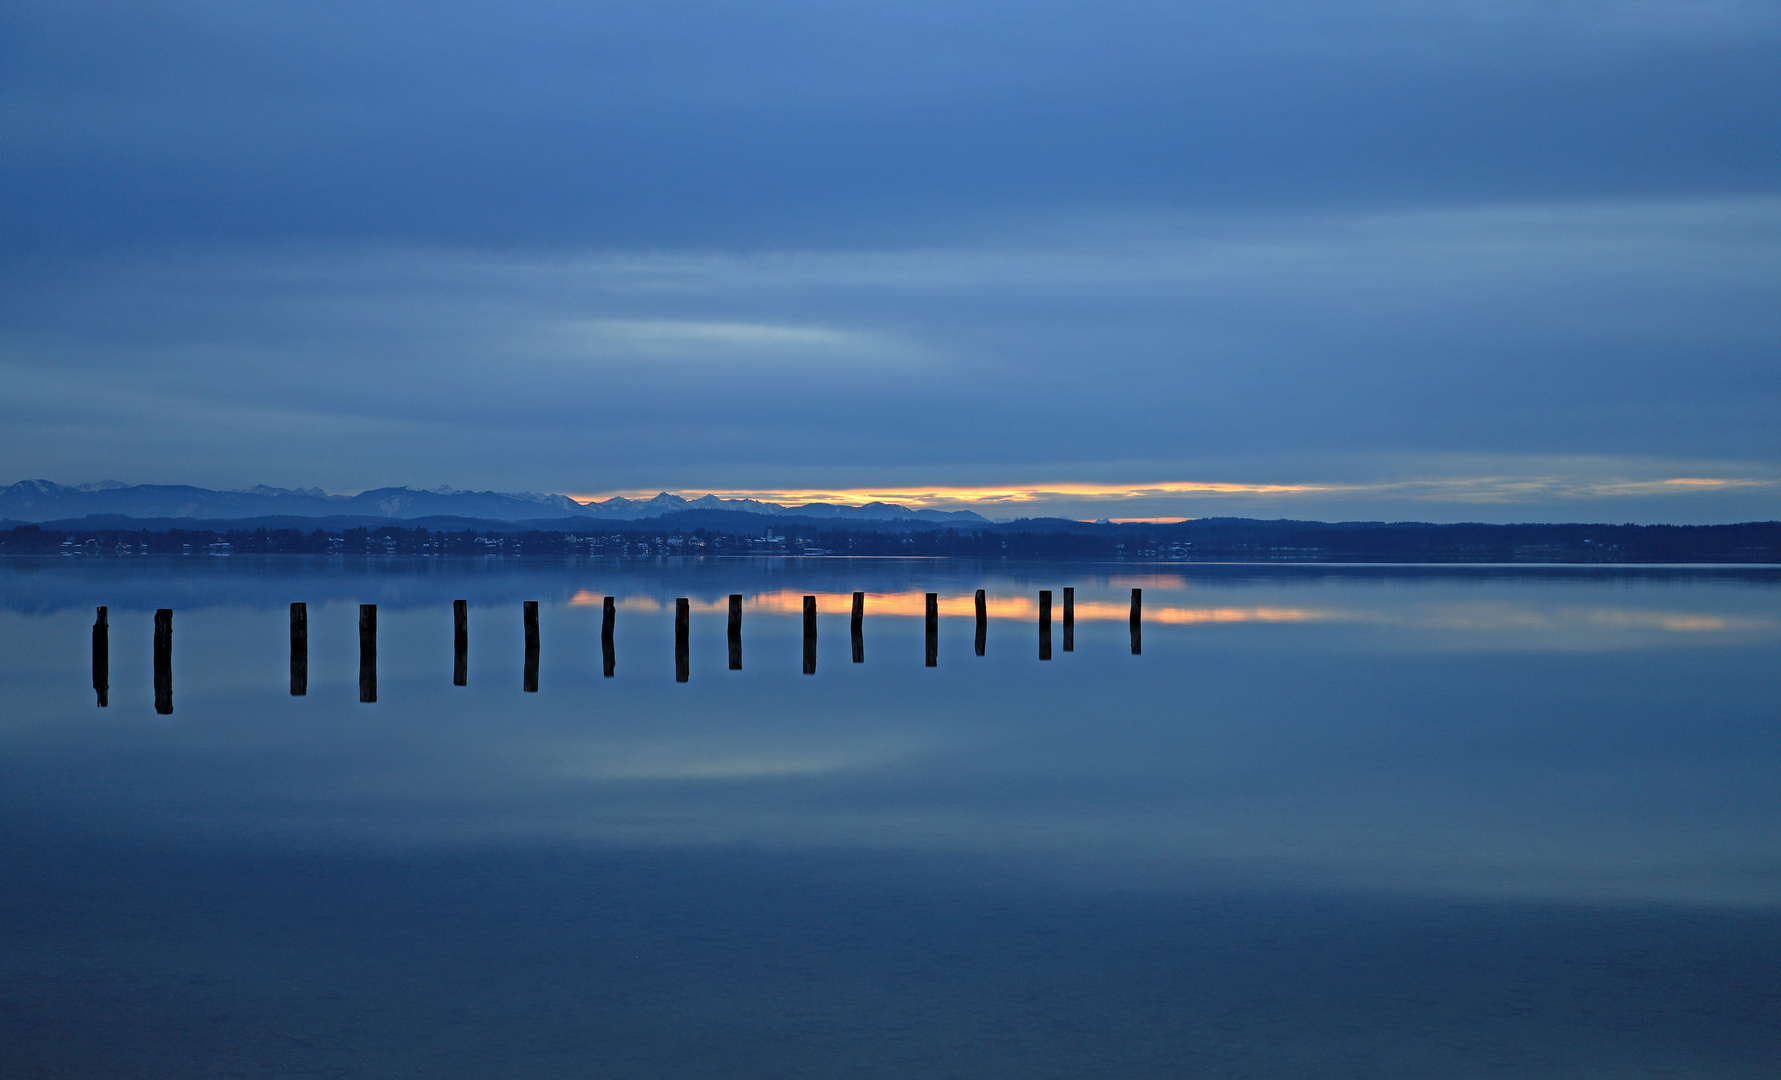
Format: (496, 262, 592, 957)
(1, 0, 1778, 523)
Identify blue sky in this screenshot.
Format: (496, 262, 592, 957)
(2, 0, 1778, 522)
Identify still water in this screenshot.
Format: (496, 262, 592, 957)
(3, 556, 1779, 1077)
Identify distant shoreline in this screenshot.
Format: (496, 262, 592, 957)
(6, 515, 1779, 564)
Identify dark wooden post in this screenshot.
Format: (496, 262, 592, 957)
(1062, 587, 1074, 652)
(358, 604, 377, 702)
(925, 592, 938, 667)
(675, 598, 690, 683)
(1039, 589, 1052, 661)
(974, 589, 986, 657)
(602, 596, 616, 678)
(803, 595, 818, 675)
(453, 599, 468, 686)
(728, 594, 743, 670)
(851, 591, 865, 664)
(289, 602, 308, 696)
(523, 600, 540, 692)
(1129, 587, 1142, 656)
(92, 606, 109, 707)
(153, 608, 172, 715)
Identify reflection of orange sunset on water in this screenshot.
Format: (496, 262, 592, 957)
(565, 589, 1765, 635)
(570, 589, 1330, 624)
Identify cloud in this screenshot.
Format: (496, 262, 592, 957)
(544, 318, 914, 369)
(0, 194, 1777, 521)
(1, 0, 1778, 522)
(5, 0, 1779, 252)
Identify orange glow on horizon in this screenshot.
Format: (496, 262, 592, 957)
(561, 481, 1346, 509)
(559, 475, 1774, 510)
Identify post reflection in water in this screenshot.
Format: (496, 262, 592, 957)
(974, 589, 987, 657)
(90, 606, 107, 708)
(78, 585, 1380, 706)
(851, 591, 865, 664)
(288, 602, 307, 697)
(358, 604, 376, 703)
(1063, 586, 1075, 652)
(1130, 587, 1142, 656)
(728, 593, 743, 671)
(924, 592, 938, 667)
(601, 596, 616, 678)
(152, 607, 171, 715)
(94, 582, 1781, 704)
(523, 600, 540, 693)
(452, 599, 467, 687)
(674, 598, 689, 683)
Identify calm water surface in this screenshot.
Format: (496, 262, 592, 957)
(3, 557, 1779, 1077)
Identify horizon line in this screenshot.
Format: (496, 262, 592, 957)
(565, 477, 1773, 510)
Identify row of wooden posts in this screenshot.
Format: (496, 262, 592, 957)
(90, 589, 1143, 712)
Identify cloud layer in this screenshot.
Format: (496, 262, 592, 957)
(1, 2, 1778, 521)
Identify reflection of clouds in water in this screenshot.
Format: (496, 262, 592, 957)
(549, 735, 928, 781)
(1404, 601, 1767, 636)
(1579, 609, 1744, 632)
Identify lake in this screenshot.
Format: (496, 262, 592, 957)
(3, 555, 1779, 1077)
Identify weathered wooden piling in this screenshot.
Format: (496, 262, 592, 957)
(359, 604, 377, 703)
(925, 592, 938, 667)
(453, 599, 468, 686)
(803, 595, 818, 675)
(91, 606, 108, 707)
(289, 602, 307, 697)
(675, 598, 690, 683)
(851, 591, 865, 664)
(523, 600, 540, 693)
(728, 594, 743, 671)
(1039, 589, 1052, 661)
(601, 596, 616, 678)
(1062, 587, 1074, 652)
(974, 589, 986, 657)
(153, 608, 173, 715)
(1129, 587, 1142, 655)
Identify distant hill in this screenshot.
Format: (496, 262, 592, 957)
(0, 480, 990, 525)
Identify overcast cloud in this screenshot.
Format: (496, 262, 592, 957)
(2, 0, 1777, 521)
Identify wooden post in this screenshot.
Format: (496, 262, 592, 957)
(851, 591, 865, 664)
(453, 599, 468, 686)
(601, 596, 616, 678)
(728, 593, 743, 671)
(153, 608, 172, 715)
(1039, 589, 1052, 661)
(925, 592, 938, 668)
(523, 600, 540, 692)
(974, 589, 986, 657)
(289, 602, 307, 697)
(803, 595, 817, 675)
(675, 597, 689, 683)
(1129, 587, 1142, 656)
(359, 604, 377, 702)
(92, 606, 109, 707)
(1062, 587, 1074, 652)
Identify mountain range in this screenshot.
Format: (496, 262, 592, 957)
(0, 480, 991, 525)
